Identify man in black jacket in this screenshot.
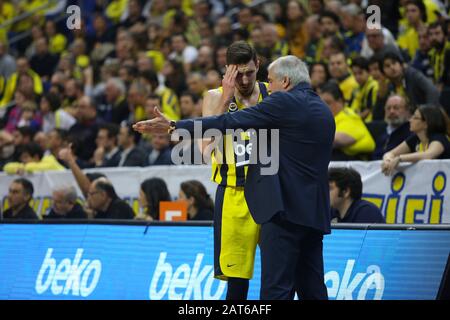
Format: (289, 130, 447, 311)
(328, 167, 385, 223)
(3, 178, 38, 220)
(372, 95, 412, 159)
(45, 186, 87, 219)
(87, 178, 135, 220)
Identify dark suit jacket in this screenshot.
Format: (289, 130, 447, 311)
(119, 146, 147, 167)
(177, 83, 336, 234)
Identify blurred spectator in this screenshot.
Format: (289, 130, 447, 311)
(193, 45, 216, 73)
(180, 91, 202, 119)
(261, 23, 289, 61)
(372, 95, 413, 160)
(127, 79, 149, 123)
(186, 72, 206, 97)
(62, 78, 84, 109)
(119, 0, 146, 30)
(44, 20, 67, 55)
(285, 0, 308, 59)
(0, 129, 14, 170)
(145, 133, 173, 166)
(397, 0, 428, 59)
(328, 167, 385, 223)
(139, 70, 181, 120)
(205, 70, 222, 90)
(379, 52, 440, 114)
(179, 180, 214, 221)
(117, 122, 147, 167)
(319, 81, 375, 160)
(328, 52, 359, 105)
(411, 25, 434, 79)
(46, 128, 69, 167)
(97, 77, 129, 124)
(4, 142, 64, 175)
(136, 177, 171, 221)
(304, 15, 322, 64)
(361, 24, 405, 60)
(382, 105, 450, 175)
(68, 96, 101, 165)
(29, 37, 59, 82)
(214, 16, 234, 48)
(40, 92, 76, 134)
(93, 123, 121, 167)
(350, 57, 379, 122)
(342, 4, 366, 58)
(310, 62, 330, 93)
(0, 57, 43, 109)
(44, 186, 87, 219)
(160, 59, 188, 98)
(429, 21, 450, 86)
(87, 177, 135, 219)
(169, 33, 199, 74)
(3, 178, 38, 220)
(0, 40, 16, 79)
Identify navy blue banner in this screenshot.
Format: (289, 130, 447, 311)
(0, 223, 448, 300)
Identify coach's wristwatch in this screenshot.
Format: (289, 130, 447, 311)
(168, 120, 176, 134)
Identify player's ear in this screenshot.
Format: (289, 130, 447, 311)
(256, 59, 260, 70)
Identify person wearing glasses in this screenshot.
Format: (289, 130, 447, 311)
(381, 105, 450, 176)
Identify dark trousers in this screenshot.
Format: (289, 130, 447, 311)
(259, 216, 328, 300)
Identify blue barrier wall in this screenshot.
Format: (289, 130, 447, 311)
(0, 223, 449, 300)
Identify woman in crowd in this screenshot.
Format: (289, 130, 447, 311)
(137, 177, 171, 221)
(381, 105, 450, 175)
(179, 180, 213, 221)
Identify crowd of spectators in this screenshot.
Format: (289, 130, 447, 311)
(1, 0, 450, 222)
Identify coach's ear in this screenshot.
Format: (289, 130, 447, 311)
(282, 76, 291, 90)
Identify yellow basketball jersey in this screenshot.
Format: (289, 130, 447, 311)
(211, 82, 269, 187)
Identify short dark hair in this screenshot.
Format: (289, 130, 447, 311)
(146, 93, 161, 104)
(94, 179, 118, 200)
(328, 167, 363, 200)
(226, 41, 257, 65)
(380, 51, 404, 73)
(17, 126, 36, 141)
(120, 121, 140, 144)
(351, 56, 370, 71)
(19, 142, 44, 160)
(13, 178, 34, 198)
(319, 81, 344, 102)
(99, 123, 119, 139)
(86, 173, 107, 182)
(43, 92, 61, 112)
(180, 91, 200, 104)
(319, 10, 341, 25)
(429, 21, 448, 36)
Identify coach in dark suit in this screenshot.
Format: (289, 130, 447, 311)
(134, 56, 336, 300)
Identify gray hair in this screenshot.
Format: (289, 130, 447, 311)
(268, 55, 310, 86)
(54, 185, 78, 204)
(107, 77, 126, 96)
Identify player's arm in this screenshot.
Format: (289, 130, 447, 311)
(198, 89, 229, 162)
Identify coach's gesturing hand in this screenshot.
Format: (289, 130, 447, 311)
(133, 107, 171, 135)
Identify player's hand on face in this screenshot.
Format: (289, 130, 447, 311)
(222, 64, 238, 101)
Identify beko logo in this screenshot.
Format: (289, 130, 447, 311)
(35, 248, 102, 297)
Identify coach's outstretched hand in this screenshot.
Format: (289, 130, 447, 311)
(133, 107, 171, 135)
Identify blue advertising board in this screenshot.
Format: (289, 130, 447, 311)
(0, 223, 448, 300)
